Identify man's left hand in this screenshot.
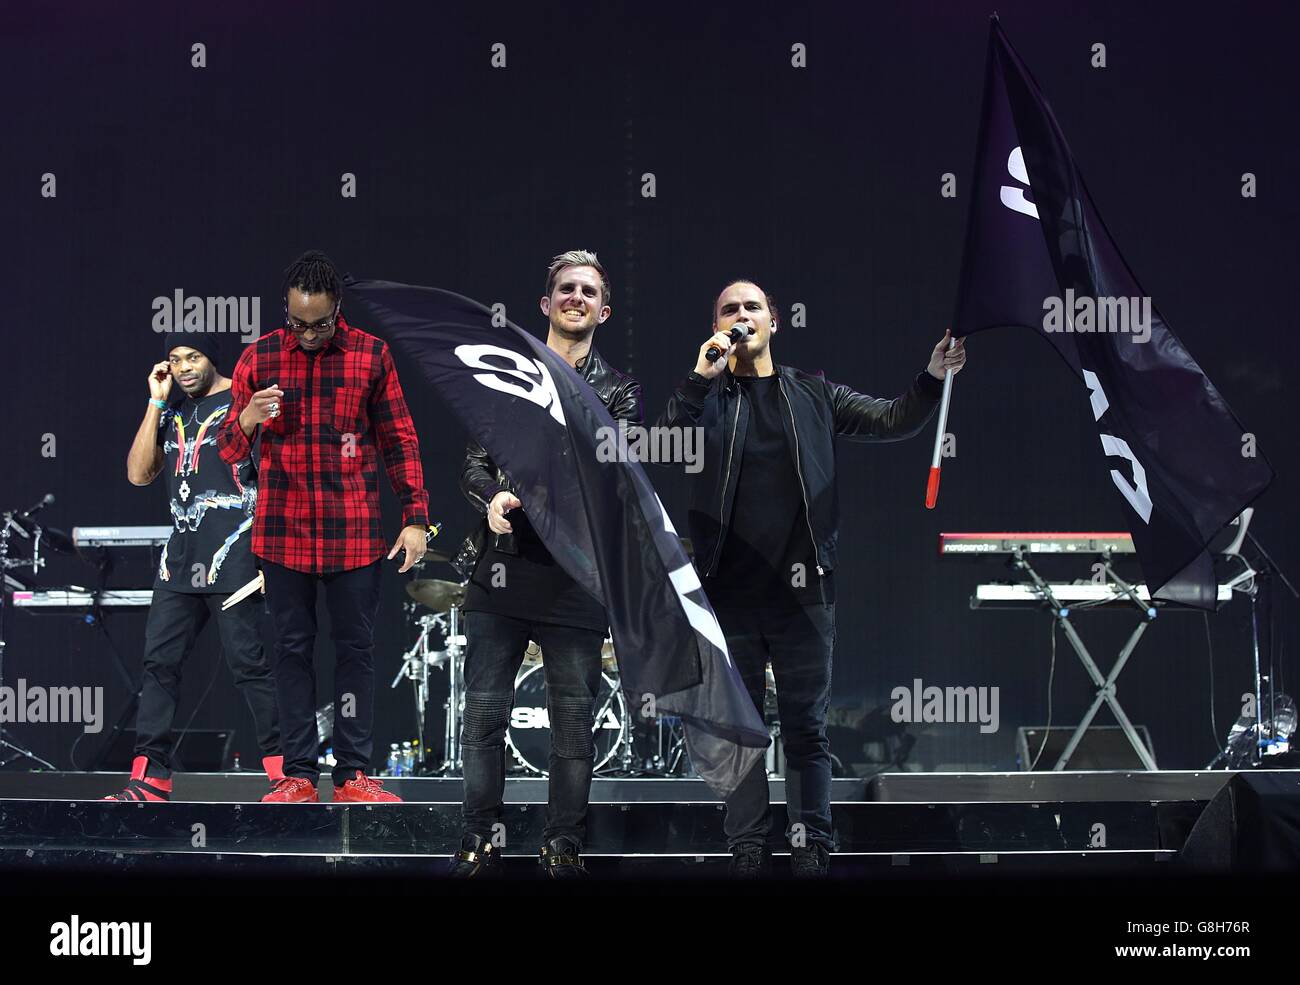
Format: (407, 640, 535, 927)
(927, 329, 968, 381)
(388, 525, 428, 573)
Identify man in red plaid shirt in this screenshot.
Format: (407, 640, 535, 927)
(217, 250, 430, 803)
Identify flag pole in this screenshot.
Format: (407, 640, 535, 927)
(925, 334, 957, 509)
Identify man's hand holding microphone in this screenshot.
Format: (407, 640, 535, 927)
(693, 325, 753, 379)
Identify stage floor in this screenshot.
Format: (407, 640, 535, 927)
(4, 768, 1286, 881)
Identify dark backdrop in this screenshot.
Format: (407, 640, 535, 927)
(2, 0, 1295, 774)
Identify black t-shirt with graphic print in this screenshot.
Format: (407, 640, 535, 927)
(153, 388, 258, 595)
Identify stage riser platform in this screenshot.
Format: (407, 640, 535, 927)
(0, 799, 1201, 856)
(867, 770, 1288, 802)
(0, 772, 865, 804)
(4, 769, 1284, 804)
(0, 847, 1178, 883)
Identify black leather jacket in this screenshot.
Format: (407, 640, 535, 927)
(657, 364, 943, 579)
(458, 345, 643, 558)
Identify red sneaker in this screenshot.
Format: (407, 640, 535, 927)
(261, 777, 319, 803)
(332, 771, 401, 803)
(103, 755, 172, 802)
(262, 755, 285, 784)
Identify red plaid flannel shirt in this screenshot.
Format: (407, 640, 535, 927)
(216, 317, 430, 574)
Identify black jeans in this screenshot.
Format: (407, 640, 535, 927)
(460, 611, 605, 847)
(717, 603, 836, 850)
(260, 558, 383, 785)
(136, 588, 280, 775)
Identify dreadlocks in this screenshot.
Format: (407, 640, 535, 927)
(283, 250, 342, 302)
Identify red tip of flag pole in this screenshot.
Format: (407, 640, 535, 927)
(925, 466, 941, 510)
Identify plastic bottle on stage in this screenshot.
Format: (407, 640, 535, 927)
(232, 752, 241, 772)
(387, 744, 401, 777)
(401, 742, 414, 775)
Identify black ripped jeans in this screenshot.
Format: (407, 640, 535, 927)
(460, 612, 605, 848)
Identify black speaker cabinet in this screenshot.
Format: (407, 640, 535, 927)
(1016, 724, 1155, 770)
(99, 729, 235, 772)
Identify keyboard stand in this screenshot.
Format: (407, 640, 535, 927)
(1009, 548, 1159, 771)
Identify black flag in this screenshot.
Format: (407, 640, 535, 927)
(348, 280, 769, 797)
(954, 19, 1272, 607)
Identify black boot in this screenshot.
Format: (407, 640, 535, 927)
(447, 832, 503, 878)
(728, 843, 772, 879)
(790, 843, 830, 878)
(539, 836, 588, 879)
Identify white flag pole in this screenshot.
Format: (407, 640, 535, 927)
(925, 334, 958, 510)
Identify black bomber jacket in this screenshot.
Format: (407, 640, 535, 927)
(656, 364, 943, 580)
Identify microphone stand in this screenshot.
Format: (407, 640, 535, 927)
(1243, 531, 1298, 765)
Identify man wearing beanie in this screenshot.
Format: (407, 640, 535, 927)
(106, 328, 283, 802)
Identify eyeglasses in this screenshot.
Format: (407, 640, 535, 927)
(284, 302, 340, 336)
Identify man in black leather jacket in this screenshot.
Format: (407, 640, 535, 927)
(449, 250, 642, 878)
(659, 279, 966, 878)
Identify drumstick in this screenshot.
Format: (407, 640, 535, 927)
(220, 569, 265, 611)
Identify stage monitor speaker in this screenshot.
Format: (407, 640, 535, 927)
(1181, 770, 1300, 871)
(1016, 724, 1155, 770)
(99, 729, 235, 772)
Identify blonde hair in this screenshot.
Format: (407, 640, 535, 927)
(544, 250, 611, 306)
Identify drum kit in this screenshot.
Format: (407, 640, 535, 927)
(391, 542, 782, 778)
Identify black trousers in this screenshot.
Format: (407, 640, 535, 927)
(260, 558, 383, 785)
(716, 603, 836, 850)
(135, 587, 280, 775)
(460, 611, 605, 847)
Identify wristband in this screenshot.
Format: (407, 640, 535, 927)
(149, 398, 167, 410)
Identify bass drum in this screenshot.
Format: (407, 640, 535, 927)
(505, 664, 627, 775)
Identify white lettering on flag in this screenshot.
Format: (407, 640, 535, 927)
(1000, 146, 1039, 219)
(1084, 370, 1153, 524)
(656, 494, 731, 664)
(455, 344, 566, 426)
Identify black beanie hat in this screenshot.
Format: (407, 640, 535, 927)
(160, 329, 237, 376)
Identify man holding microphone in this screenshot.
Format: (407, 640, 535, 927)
(658, 279, 966, 876)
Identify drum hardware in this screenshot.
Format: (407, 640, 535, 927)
(405, 578, 466, 613)
(389, 607, 448, 770)
(1, 500, 60, 769)
(391, 561, 470, 773)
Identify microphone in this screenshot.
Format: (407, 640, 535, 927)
(705, 325, 754, 363)
(18, 493, 54, 519)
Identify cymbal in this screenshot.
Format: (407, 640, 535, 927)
(410, 549, 453, 568)
(43, 526, 77, 555)
(405, 578, 466, 612)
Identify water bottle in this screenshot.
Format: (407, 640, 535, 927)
(387, 743, 401, 777)
(401, 741, 414, 775)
